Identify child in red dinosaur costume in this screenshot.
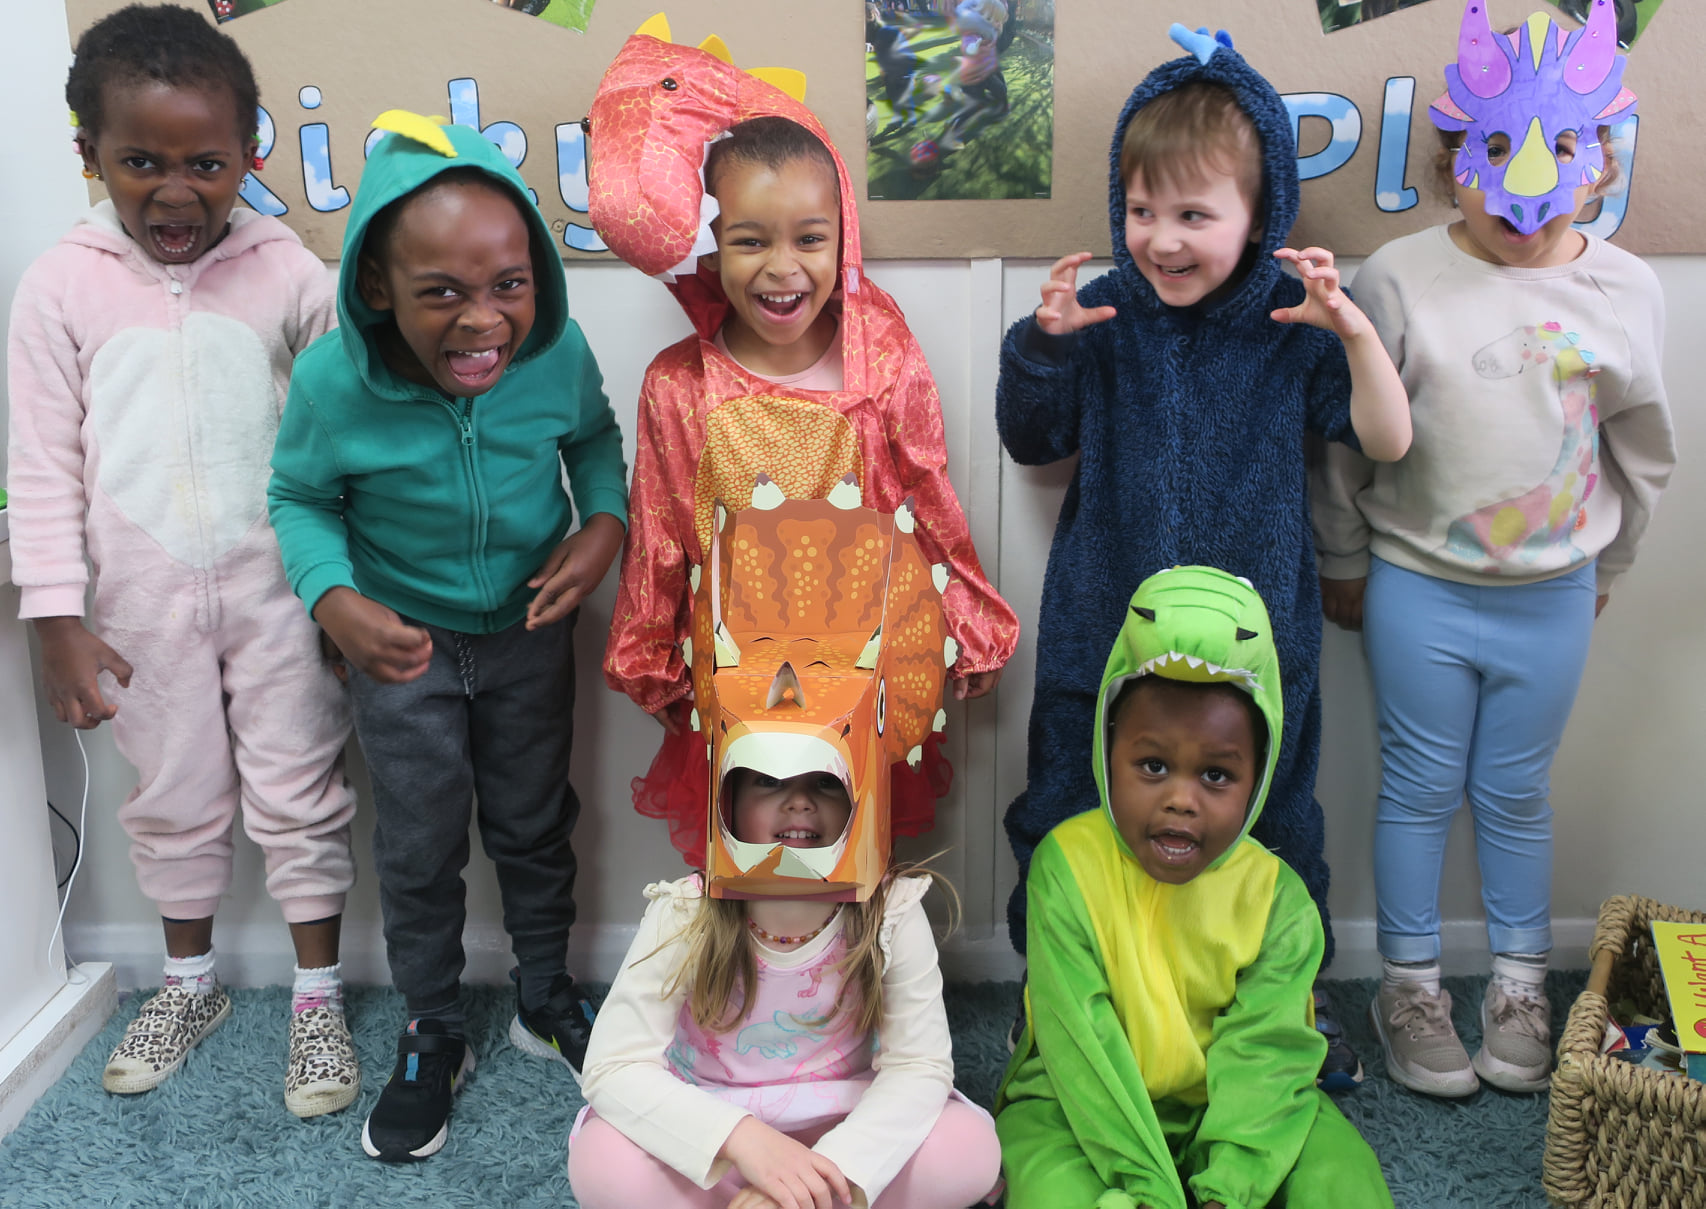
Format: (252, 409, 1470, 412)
(588, 18, 1017, 864)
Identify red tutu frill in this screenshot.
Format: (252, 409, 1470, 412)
(631, 717, 953, 868)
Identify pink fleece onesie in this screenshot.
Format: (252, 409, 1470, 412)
(6, 202, 355, 922)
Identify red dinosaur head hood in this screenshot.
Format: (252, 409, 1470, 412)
(585, 14, 866, 344)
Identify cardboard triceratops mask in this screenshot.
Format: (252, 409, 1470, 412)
(687, 479, 955, 901)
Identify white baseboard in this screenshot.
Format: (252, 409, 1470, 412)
(66, 916, 1599, 991)
(0, 962, 116, 1138)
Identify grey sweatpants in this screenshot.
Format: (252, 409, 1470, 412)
(346, 612, 581, 1017)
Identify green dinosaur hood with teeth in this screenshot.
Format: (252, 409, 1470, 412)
(1092, 565, 1284, 870)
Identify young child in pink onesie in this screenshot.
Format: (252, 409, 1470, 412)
(568, 767, 1002, 1209)
(5, 4, 359, 1118)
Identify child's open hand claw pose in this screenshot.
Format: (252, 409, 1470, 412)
(1036, 251, 1118, 336)
(1270, 244, 1411, 462)
(720, 1116, 853, 1209)
(311, 587, 433, 684)
(526, 511, 626, 630)
(33, 617, 133, 728)
(1270, 246, 1371, 340)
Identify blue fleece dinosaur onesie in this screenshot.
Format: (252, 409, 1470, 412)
(997, 32, 1354, 960)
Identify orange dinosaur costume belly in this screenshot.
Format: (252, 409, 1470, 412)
(588, 20, 1017, 862)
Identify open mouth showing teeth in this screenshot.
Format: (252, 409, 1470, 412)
(776, 828, 822, 846)
(1158, 265, 1194, 277)
(1150, 833, 1200, 860)
(446, 348, 501, 382)
(756, 292, 806, 317)
(152, 224, 198, 256)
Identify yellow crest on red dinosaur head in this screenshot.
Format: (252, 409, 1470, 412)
(584, 15, 858, 282)
(688, 481, 954, 901)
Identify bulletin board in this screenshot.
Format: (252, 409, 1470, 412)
(63, 0, 1706, 258)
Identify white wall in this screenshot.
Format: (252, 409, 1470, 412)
(5, 4, 1701, 990)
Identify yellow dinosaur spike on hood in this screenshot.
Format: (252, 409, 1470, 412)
(635, 11, 670, 39)
(370, 110, 457, 158)
(697, 34, 733, 63)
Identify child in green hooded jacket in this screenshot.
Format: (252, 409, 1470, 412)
(995, 567, 1392, 1209)
(268, 115, 628, 1162)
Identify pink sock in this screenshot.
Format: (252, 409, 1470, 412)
(292, 963, 344, 1014)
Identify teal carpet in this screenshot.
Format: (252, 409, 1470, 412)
(0, 972, 1585, 1208)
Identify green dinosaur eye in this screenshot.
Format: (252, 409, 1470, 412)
(1236, 628, 1258, 641)
(1130, 606, 1155, 621)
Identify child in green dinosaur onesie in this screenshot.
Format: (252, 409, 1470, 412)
(995, 566, 1393, 1209)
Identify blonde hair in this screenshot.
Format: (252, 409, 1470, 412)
(661, 863, 957, 1039)
(1119, 80, 1262, 211)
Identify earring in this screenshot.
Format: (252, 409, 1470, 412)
(82, 167, 100, 180)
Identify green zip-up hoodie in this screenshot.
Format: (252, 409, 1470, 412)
(268, 120, 628, 634)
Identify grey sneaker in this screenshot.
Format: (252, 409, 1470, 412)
(1369, 982, 1479, 1098)
(1472, 983, 1552, 1093)
(102, 980, 232, 1094)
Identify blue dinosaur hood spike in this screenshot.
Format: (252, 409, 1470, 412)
(1168, 24, 1235, 65)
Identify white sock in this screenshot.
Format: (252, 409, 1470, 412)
(163, 949, 217, 995)
(1490, 952, 1548, 1000)
(292, 963, 344, 1014)
(1382, 958, 1441, 996)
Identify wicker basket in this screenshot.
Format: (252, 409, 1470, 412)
(1543, 895, 1706, 1208)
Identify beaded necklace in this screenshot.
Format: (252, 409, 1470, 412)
(747, 905, 841, 947)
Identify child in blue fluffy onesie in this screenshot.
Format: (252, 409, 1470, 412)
(995, 26, 1410, 1030)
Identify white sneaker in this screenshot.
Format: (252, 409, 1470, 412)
(1472, 983, 1552, 1093)
(1369, 982, 1479, 1098)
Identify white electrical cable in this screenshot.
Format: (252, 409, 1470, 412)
(45, 727, 91, 982)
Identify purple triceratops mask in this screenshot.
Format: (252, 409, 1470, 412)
(1430, 0, 1637, 234)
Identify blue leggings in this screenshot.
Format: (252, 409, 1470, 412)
(1363, 556, 1596, 962)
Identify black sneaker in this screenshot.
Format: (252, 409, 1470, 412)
(507, 969, 596, 1084)
(1314, 984, 1365, 1093)
(360, 1019, 474, 1162)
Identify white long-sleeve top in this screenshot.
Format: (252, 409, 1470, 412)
(1314, 225, 1674, 595)
(578, 874, 955, 1208)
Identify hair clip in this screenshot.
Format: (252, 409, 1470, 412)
(252, 154, 266, 171)
(68, 110, 80, 127)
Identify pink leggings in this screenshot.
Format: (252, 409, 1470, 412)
(568, 1100, 1001, 1209)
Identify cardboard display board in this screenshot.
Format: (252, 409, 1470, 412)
(64, 0, 1705, 257)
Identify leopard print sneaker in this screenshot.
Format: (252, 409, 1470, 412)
(102, 980, 232, 1094)
(285, 1003, 361, 1118)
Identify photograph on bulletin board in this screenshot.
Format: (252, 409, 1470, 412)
(864, 0, 1054, 202)
(481, 0, 598, 33)
(206, 0, 291, 20)
(1555, 0, 1665, 49)
(1316, 0, 1438, 35)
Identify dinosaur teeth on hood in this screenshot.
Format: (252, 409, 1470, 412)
(1137, 652, 1238, 680)
(656, 165, 724, 283)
